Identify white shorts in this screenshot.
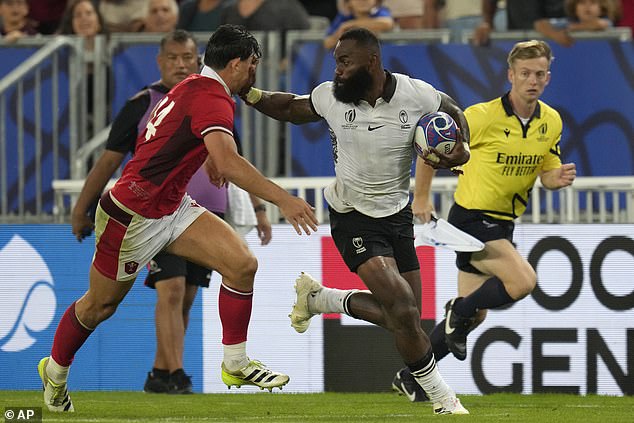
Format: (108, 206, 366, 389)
(92, 191, 206, 281)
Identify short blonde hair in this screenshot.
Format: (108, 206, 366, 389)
(507, 40, 554, 68)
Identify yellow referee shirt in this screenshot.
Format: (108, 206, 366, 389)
(455, 93, 562, 220)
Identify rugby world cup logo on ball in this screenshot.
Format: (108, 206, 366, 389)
(413, 111, 457, 158)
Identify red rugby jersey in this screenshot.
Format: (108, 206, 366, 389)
(110, 74, 234, 218)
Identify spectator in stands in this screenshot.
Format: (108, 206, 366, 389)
(220, 0, 310, 32)
(535, 0, 615, 47)
(58, 0, 107, 50)
(382, 0, 425, 29)
(423, 0, 494, 42)
(473, 0, 565, 46)
(58, 0, 109, 137)
(144, 0, 179, 32)
(324, 0, 394, 49)
(28, 0, 67, 34)
(177, 0, 226, 32)
(0, 0, 38, 42)
(99, 0, 148, 32)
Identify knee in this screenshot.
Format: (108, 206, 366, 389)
(78, 296, 120, 327)
(182, 294, 196, 316)
(157, 279, 186, 308)
(228, 253, 258, 285)
(386, 298, 421, 332)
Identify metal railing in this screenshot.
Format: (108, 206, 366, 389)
(2, 29, 634, 223)
(0, 36, 86, 222)
(459, 27, 632, 43)
(51, 176, 634, 224)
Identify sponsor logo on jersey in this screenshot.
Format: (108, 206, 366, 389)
(342, 109, 358, 129)
(399, 110, 411, 129)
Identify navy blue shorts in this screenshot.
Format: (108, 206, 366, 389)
(329, 205, 420, 274)
(144, 251, 212, 289)
(448, 203, 515, 274)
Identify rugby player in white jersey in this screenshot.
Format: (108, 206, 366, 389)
(242, 27, 471, 415)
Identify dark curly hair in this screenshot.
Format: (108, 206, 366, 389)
(203, 24, 261, 70)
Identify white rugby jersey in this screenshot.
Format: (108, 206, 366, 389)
(310, 71, 441, 218)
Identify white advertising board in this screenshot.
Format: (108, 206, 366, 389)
(202, 224, 634, 395)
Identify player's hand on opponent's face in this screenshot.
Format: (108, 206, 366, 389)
(71, 212, 95, 242)
(559, 162, 576, 187)
(278, 196, 318, 235)
(422, 128, 470, 170)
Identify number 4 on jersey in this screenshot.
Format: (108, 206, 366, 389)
(145, 97, 175, 141)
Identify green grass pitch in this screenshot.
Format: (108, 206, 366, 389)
(1, 391, 633, 422)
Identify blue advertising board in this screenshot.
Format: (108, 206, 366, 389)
(0, 225, 203, 391)
(289, 40, 634, 178)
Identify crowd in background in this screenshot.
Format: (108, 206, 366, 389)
(0, 0, 632, 47)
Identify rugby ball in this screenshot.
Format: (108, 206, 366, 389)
(413, 111, 458, 158)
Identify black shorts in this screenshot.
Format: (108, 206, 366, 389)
(448, 203, 515, 274)
(329, 205, 419, 273)
(144, 251, 212, 289)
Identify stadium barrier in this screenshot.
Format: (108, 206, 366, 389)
(0, 36, 90, 222)
(1, 29, 633, 223)
(52, 175, 634, 224)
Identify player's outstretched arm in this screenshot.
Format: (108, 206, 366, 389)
(204, 131, 318, 235)
(242, 88, 322, 125)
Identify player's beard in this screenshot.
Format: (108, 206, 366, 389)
(333, 67, 373, 105)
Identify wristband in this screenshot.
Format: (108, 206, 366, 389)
(254, 204, 266, 213)
(245, 87, 263, 105)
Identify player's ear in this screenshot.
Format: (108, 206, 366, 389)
(369, 52, 379, 68)
(227, 57, 241, 73)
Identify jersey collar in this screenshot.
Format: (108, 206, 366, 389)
(200, 65, 232, 97)
(501, 91, 541, 119)
(147, 81, 170, 94)
(381, 70, 397, 103)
